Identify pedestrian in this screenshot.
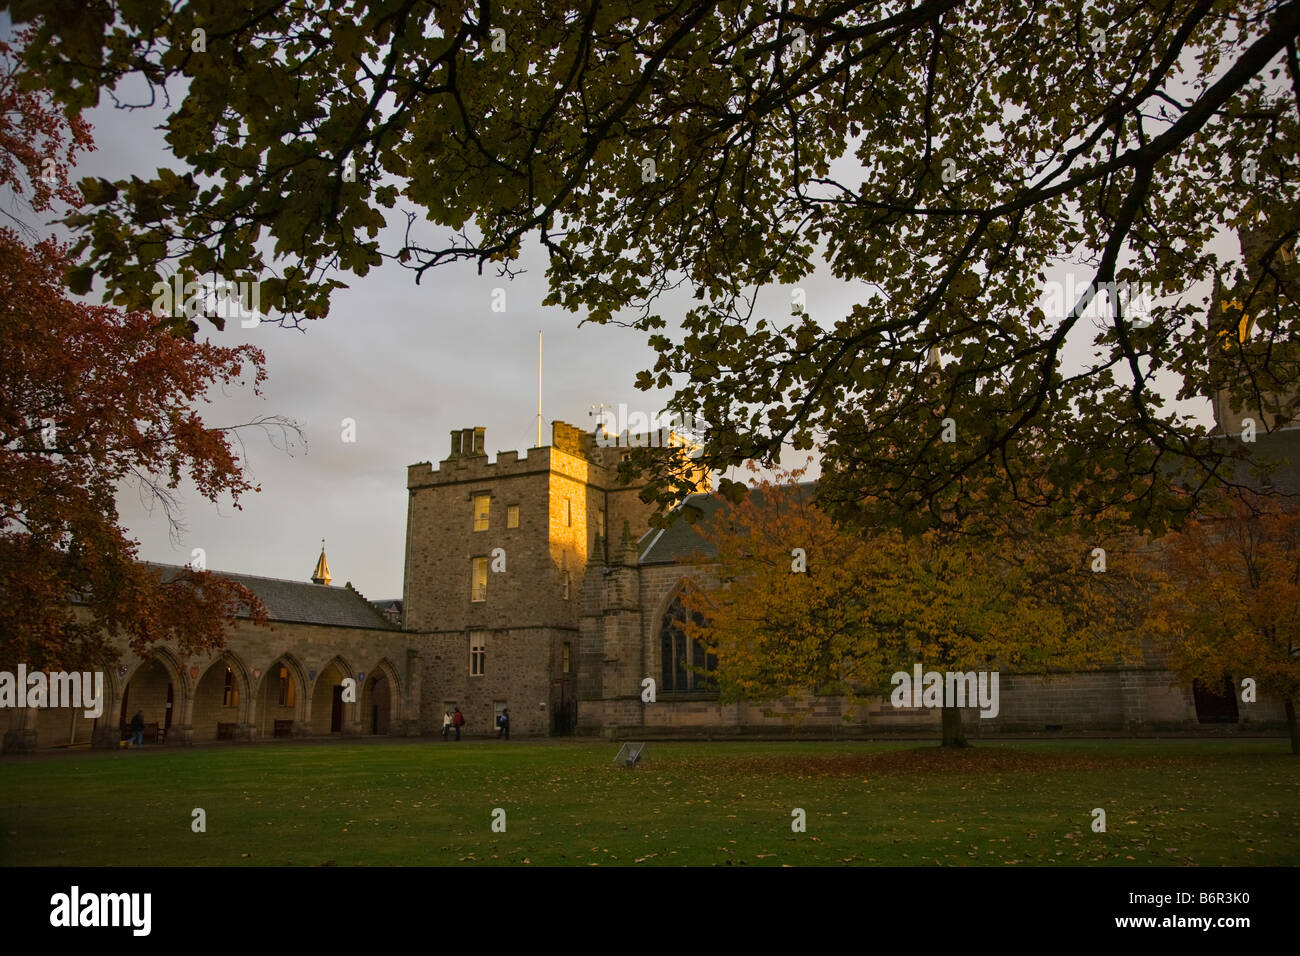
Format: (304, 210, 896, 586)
(441, 711, 452, 741)
(452, 706, 464, 741)
(497, 707, 510, 740)
(128, 709, 145, 748)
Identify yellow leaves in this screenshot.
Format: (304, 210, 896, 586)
(681, 468, 1155, 700)
(1150, 495, 1300, 699)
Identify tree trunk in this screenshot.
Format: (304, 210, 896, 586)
(1287, 698, 1300, 755)
(941, 705, 969, 748)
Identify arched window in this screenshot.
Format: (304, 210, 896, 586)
(222, 667, 239, 707)
(277, 666, 295, 707)
(659, 591, 715, 693)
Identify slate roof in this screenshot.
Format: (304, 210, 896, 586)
(638, 482, 819, 566)
(146, 563, 397, 630)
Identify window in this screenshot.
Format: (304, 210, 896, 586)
(277, 666, 295, 706)
(563, 497, 572, 526)
(471, 633, 486, 676)
(659, 592, 715, 693)
(471, 557, 489, 601)
(561, 642, 571, 674)
(223, 667, 239, 708)
(473, 494, 490, 531)
(562, 570, 571, 600)
(507, 504, 519, 529)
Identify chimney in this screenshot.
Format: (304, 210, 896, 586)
(449, 430, 463, 457)
(473, 426, 485, 456)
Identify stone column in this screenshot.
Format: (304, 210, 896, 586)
(405, 648, 422, 735)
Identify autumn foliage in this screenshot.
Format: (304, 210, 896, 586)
(1150, 491, 1300, 753)
(679, 463, 1157, 745)
(0, 35, 266, 671)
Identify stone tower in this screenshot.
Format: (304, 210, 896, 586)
(575, 520, 645, 733)
(401, 421, 709, 736)
(1210, 204, 1300, 436)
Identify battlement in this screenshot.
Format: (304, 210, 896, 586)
(406, 420, 712, 497)
(408, 421, 612, 489)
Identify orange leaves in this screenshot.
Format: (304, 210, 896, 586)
(1149, 493, 1300, 707)
(677, 462, 1154, 706)
(0, 33, 92, 217)
(0, 66, 267, 669)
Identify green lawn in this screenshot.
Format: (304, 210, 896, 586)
(1, 739, 1297, 866)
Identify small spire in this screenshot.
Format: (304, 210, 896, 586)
(311, 538, 331, 586)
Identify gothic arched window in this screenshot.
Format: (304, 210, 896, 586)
(659, 591, 715, 693)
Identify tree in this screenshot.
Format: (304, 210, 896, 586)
(1149, 491, 1300, 753)
(0, 34, 272, 670)
(677, 463, 1156, 746)
(6, 0, 1298, 535)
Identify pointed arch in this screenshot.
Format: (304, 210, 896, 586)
(312, 653, 358, 694)
(256, 653, 308, 738)
(361, 657, 403, 735)
(653, 577, 715, 694)
(193, 650, 253, 741)
(310, 654, 357, 735)
(119, 647, 188, 743)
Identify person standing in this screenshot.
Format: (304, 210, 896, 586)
(441, 711, 452, 741)
(497, 708, 510, 740)
(452, 706, 464, 741)
(128, 709, 145, 748)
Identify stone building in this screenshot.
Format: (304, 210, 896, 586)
(575, 485, 1291, 738)
(573, 235, 1300, 737)
(399, 422, 710, 739)
(3, 553, 417, 752)
(4, 324, 1296, 750)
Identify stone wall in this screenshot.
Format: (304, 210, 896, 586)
(577, 668, 1289, 738)
(406, 626, 569, 738)
(2, 616, 416, 752)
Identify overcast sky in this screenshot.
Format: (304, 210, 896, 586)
(8, 19, 1228, 598)
(65, 89, 791, 598)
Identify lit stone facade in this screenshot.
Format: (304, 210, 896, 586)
(401, 422, 708, 737)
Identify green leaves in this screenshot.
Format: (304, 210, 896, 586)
(7, 0, 1298, 525)
(77, 177, 116, 206)
(65, 265, 93, 295)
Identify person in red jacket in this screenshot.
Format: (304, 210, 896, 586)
(452, 707, 464, 741)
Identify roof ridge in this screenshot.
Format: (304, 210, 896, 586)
(345, 581, 399, 629)
(144, 560, 346, 589)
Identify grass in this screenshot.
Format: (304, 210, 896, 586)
(1, 738, 1297, 866)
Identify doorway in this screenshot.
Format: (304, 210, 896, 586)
(369, 677, 390, 735)
(1192, 676, 1239, 723)
(330, 685, 344, 732)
